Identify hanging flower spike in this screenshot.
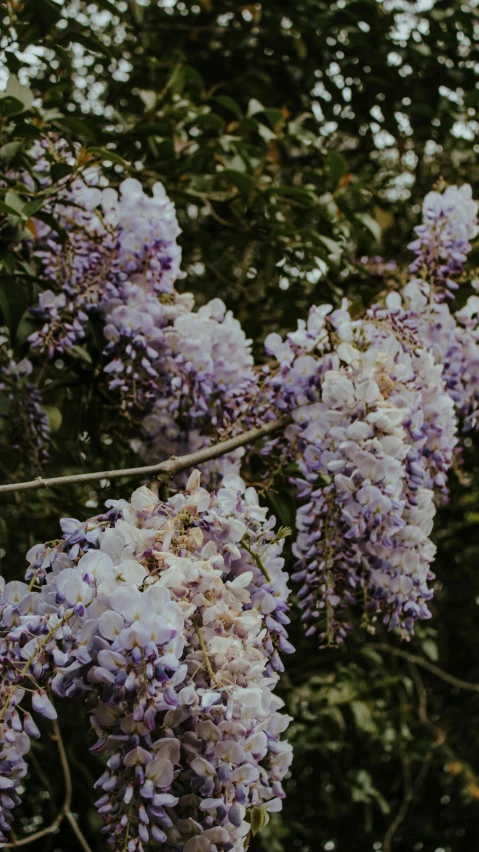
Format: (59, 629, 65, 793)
(267, 298, 457, 646)
(0, 472, 293, 850)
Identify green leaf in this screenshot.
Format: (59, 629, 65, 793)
(351, 700, 377, 734)
(194, 113, 225, 133)
(138, 90, 157, 111)
(213, 95, 242, 118)
(70, 31, 112, 57)
(250, 806, 269, 836)
(42, 405, 63, 433)
(328, 151, 349, 185)
(261, 107, 285, 127)
(92, 0, 119, 10)
(0, 200, 24, 217)
(70, 345, 92, 365)
(421, 639, 439, 662)
(0, 394, 11, 416)
(183, 65, 203, 88)
(221, 169, 255, 194)
(0, 141, 24, 165)
(55, 115, 96, 139)
(284, 462, 301, 474)
(257, 122, 276, 142)
(359, 646, 383, 666)
(268, 492, 296, 528)
(33, 0, 63, 29)
(357, 212, 382, 242)
(22, 199, 45, 216)
(269, 185, 317, 204)
(319, 235, 342, 261)
(0, 96, 24, 118)
(50, 162, 74, 182)
(86, 147, 128, 165)
(247, 98, 265, 117)
(15, 313, 40, 347)
(11, 122, 42, 140)
(34, 211, 68, 242)
(0, 279, 29, 339)
(3, 191, 26, 218)
(169, 65, 186, 96)
(0, 76, 34, 114)
(238, 116, 260, 133)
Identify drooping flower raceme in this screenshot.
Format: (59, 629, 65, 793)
(136, 298, 259, 480)
(402, 184, 479, 428)
(408, 183, 478, 290)
(266, 298, 458, 646)
(392, 280, 479, 429)
(29, 175, 185, 359)
(28, 171, 258, 480)
(0, 473, 292, 850)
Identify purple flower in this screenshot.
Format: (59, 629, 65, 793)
(0, 473, 293, 847)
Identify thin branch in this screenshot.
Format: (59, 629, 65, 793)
(383, 757, 431, 852)
(383, 662, 450, 852)
(65, 812, 92, 852)
(52, 716, 93, 852)
(53, 717, 73, 812)
(366, 642, 479, 694)
(0, 414, 292, 495)
(5, 718, 92, 851)
(4, 817, 64, 848)
(408, 662, 445, 747)
(241, 539, 271, 582)
(192, 616, 219, 685)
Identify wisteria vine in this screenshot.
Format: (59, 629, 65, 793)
(2, 152, 479, 848)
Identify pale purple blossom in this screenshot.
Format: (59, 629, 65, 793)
(0, 473, 292, 849)
(408, 184, 478, 290)
(267, 298, 457, 645)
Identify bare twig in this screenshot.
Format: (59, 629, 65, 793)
(408, 663, 445, 747)
(366, 642, 479, 694)
(53, 717, 73, 813)
(383, 662, 453, 851)
(192, 616, 219, 685)
(383, 757, 431, 852)
(4, 816, 64, 848)
(65, 812, 92, 852)
(5, 717, 92, 851)
(0, 414, 292, 495)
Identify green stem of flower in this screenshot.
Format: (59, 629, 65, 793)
(192, 617, 218, 685)
(241, 540, 271, 582)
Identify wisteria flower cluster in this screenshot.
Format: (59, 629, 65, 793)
(265, 297, 458, 644)
(404, 184, 479, 424)
(135, 297, 259, 480)
(394, 278, 479, 428)
(28, 169, 258, 479)
(29, 174, 184, 359)
(408, 183, 478, 290)
(0, 472, 293, 849)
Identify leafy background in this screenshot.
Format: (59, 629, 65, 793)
(1, 1, 479, 850)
